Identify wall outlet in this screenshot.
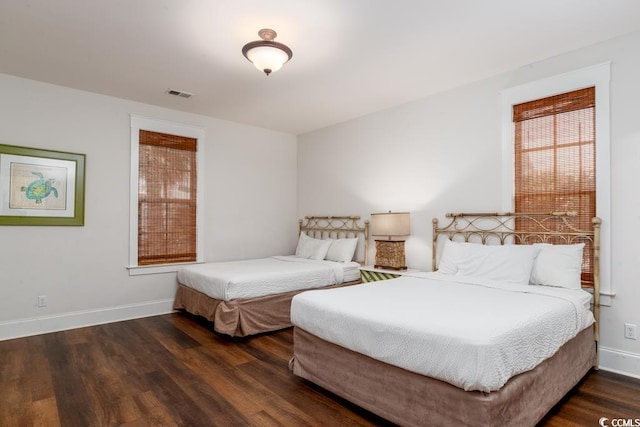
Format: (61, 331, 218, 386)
(624, 323, 637, 340)
(37, 295, 47, 308)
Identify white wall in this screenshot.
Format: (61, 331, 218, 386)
(0, 74, 297, 338)
(298, 31, 640, 378)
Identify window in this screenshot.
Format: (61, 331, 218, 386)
(138, 130, 197, 265)
(129, 116, 204, 275)
(513, 87, 596, 283)
(501, 63, 612, 302)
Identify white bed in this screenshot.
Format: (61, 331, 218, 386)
(173, 216, 369, 337)
(178, 256, 361, 301)
(289, 212, 601, 426)
(292, 272, 593, 393)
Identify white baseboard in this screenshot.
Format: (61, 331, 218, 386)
(0, 299, 175, 341)
(598, 346, 640, 379)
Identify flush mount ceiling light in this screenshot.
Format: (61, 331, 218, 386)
(242, 28, 293, 76)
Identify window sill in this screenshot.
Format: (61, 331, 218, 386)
(584, 287, 615, 307)
(127, 261, 203, 276)
(598, 290, 615, 307)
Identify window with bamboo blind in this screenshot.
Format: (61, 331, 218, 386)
(137, 130, 197, 265)
(513, 87, 595, 283)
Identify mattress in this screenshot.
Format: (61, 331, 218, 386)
(178, 255, 360, 301)
(290, 272, 594, 392)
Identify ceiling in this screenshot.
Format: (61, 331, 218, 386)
(2, 1, 640, 135)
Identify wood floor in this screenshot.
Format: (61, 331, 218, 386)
(1, 313, 639, 427)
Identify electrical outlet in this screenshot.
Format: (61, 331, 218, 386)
(37, 295, 47, 308)
(624, 323, 637, 340)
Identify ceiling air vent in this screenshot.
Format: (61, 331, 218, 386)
(166, 89, 193, 98)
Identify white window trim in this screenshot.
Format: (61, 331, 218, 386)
(128, 115, 205, 276)
(500, 62, 613, 305)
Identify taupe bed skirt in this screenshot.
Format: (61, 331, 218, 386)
(290, 325, 596, 427)
(173, 280, 361, 337)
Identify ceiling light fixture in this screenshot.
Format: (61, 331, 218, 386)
(242, 29, 293, 76)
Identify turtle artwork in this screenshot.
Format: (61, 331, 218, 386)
(20, 171, 59, 204)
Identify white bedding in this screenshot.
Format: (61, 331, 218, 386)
(290, 272, 594, 392)
(178, 256, 360, 301)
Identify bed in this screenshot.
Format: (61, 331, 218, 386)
(289, 212, 601, 426)
(173, 216, 369, 337)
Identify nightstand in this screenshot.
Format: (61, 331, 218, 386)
(359, 266, 420, 282)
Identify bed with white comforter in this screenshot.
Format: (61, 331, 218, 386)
(174, 257, 361, 337)
(173, 216, 369, 337)
(291, 272, 593, 392)
(289, 212, 600, 426)
(178, 256, 360, 301)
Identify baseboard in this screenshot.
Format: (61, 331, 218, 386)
(598, 346, 640, 379)
(0, 299, 175, 341)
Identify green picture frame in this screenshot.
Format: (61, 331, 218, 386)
(0, 144, 85, 226)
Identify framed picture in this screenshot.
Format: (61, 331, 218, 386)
(0, 144, 85, 226)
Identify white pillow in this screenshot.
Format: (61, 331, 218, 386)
(530, 243, 584, 289)
(295, 232, 332, 260)
(437, 239, 462, 274)
(325, 238, 358, 263)
(438, 240, 540, 286)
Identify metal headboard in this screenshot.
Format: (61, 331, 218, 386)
(299, 216, 369, 265)
(432, 211, 601, 345)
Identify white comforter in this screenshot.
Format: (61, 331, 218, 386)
(290, 272, 594, 392)
(178, 256, 356, 301)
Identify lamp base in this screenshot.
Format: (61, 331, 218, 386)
(374, 240, 407, 270)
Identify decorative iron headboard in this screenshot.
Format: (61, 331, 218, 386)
(432, 212, 601, 343)
(299, 216, 369, 265)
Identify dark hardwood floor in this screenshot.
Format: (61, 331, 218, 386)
(1, 313, 638, 426)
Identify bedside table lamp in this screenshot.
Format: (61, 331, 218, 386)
(371, 212, 410, 270)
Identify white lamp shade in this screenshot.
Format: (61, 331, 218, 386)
(371, 212, 410, 240)
(246, 45, 290, 74)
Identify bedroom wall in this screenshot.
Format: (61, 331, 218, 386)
(0, 73, 297, 339)
(298, 30, 640, 378)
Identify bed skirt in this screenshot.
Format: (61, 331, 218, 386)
(289, 325, 596, 426)
(173, 280, 361, 337)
